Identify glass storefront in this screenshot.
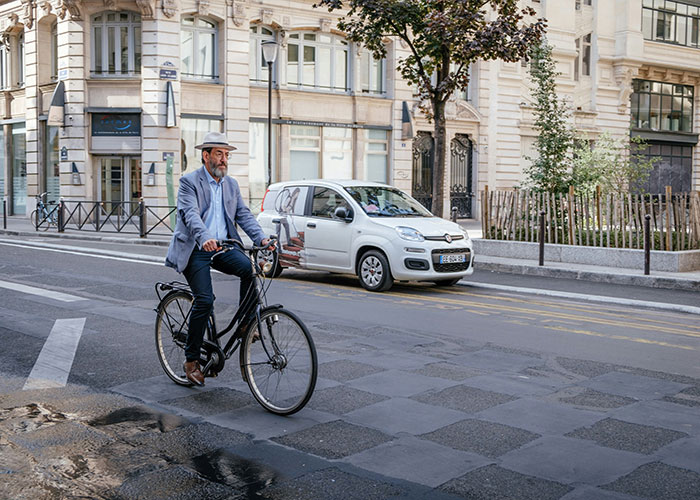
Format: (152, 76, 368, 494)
(12, 123, 26, 214)
(44, 124, 60, 204)
(248, 121, 277, 212)
(181, 117, 222, 174)
(0, 128, 4, 206)
(99, 156, 142, 213)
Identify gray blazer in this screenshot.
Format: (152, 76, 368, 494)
(165, 166, 266, 273)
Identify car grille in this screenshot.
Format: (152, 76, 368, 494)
(424, 234, 465, 242)
(431, 248, 471, 273)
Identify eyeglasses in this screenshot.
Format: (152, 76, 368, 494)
(208, 150, 234, 160)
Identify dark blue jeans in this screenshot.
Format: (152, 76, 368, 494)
(182, 247, 255, 362)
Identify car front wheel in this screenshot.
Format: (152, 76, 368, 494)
(358, 250, 393, 292)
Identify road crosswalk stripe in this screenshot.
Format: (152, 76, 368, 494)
(0, 279, 87, 302)
(23, 318, 86, 390)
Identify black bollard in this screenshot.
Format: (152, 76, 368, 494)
(2, 199, 6, 229)
(539, 210, 545, 266)
(58, 199, 65, 233)
(644, 214, 651, 275)
(139, 198, 146, 238)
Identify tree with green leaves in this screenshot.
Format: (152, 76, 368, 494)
(523, 41, 575, 193)
(315, 0, 545, 217)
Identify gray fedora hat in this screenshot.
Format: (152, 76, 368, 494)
(194, 131, 237, 151)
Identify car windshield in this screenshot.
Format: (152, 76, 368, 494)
(344, 186, 433, 217)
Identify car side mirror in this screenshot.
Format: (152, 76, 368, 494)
(334, 206, 353, 222)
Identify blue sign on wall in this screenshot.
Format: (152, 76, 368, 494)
(91, 113, 141, 137)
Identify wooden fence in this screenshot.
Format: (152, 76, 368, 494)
(481, 186, 700, 251)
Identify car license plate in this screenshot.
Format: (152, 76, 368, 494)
(439, 254, 466, 264)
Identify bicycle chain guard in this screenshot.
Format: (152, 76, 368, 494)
(200, 339, 226, 377)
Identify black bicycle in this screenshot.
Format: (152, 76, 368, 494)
(31, 192, 58, 231)
(154, 238, 317, 415)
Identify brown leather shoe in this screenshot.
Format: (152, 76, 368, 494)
(183, 360, 205, 386)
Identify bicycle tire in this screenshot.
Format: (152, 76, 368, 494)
(155, 291, 195, 386)
(240, 308, 317, 415)
(31, 210, 50, 231)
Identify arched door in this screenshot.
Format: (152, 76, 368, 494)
(412, 131, 434, 212)
(450, 134, 473, 218)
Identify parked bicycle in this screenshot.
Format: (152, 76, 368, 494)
(154, 237, 318, 415)
(31, 192, 58, 231)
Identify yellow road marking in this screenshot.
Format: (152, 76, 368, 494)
(542, 325, 696, 351)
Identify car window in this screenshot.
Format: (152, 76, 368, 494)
(272, 186, 309, 215)
(311, 187, 350, 219)
(262, 189, 279, 212)
(345, 186, 432, 217)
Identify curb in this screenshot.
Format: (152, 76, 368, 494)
(0, 228, 170, 247)
(475, 259, 700, 292)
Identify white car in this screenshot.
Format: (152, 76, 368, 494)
(257, 180, 474, 292)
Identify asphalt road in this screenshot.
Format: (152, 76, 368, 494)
(1, 235, 699, 499)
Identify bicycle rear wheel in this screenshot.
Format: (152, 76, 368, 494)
(240, 308, 317, 415)
(155, 291, 194, 386)
(31, 210, 50, 231)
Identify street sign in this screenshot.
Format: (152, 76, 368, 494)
(60, 146, 68, 161)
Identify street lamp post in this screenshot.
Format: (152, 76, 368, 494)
(261, 41, 278, 188)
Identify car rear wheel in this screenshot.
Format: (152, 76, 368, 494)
(358, 250, 393, 292)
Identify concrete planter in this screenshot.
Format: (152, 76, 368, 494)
(473, 239, 700, 272)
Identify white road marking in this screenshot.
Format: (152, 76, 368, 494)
(464, 281, 700, 316)
(0, 239, 163, 266)
(0, 279, 87, 302)
(23, 318, 86, 390)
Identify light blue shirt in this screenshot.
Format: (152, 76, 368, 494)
(203, 167, 228, 243)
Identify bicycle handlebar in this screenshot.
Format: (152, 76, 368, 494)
(217, 235, 277, 253)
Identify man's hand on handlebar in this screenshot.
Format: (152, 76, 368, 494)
(261, 237, 276, 252)
(202, 238, 221, 252)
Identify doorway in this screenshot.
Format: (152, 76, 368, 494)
(98, 157, 142, 214)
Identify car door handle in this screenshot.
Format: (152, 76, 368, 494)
(306, 222, 316, 228)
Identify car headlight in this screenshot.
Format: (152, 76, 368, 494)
(395, 226, 424, 242)
(460, 228, 470, 240)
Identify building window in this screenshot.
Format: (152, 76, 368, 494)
(249, 121, 278, 211)
(181, 117, 223, 173)
(638, 142, 692, 192)
(44, 123, 60, 204)
(642, 0, 700, 48)
(51, 22, 58, 81)
(287, 32, 348, 93)
(0, 44, 8, 90)
(12, 123, 26, 215)
(631, 79, 694, 132)
(365, 129, 388, 183)
(575, 0, 592, 9)
(290, 125, 321, 180)
(359, 51, 385, 95)
(250, 25, 276, 84)
(91, 11, 142, 76)
(181, 16, 218, 80)
(574, 33, 591, 81)
(17, 33, 24, 87)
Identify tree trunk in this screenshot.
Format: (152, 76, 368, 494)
(432, 98, 447, 218)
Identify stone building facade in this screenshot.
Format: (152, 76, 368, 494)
(0, 0, 697, 221)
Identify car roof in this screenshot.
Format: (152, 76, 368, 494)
(267, 179, 391, 190)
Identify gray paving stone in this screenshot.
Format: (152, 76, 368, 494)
(420, 419, 540, 458)
(663, 385, 700, 408)
(345, 397, 467, 435)
(439, 464, 572, 500)
(272, 420, 394, 459)
(565, 418, 689, 455)
(555, 357, 621, 378)
(462, 372, 564, 397)
(561, 486, 645, 500)
(451, 349, 544, 372)
(347, 369, 456, 398)
(408, 341, 465, 360)
(611, 400, 700, 436)
(553, 387, 638, 410)
(476, 398, 603, 435)
(258, 467, 405, 500)
(581, 372, 690, 401)
(349, 350, 446, 370)
(344, 436, 492, 488)
(318, 359, 386, 382)
(519, 364, 579, 385)
(484, 344, 543, 359)
(161, 387, 256, 416)
(110, 374, 227, 403)
(412, 384, 517, 413)
(655, 436, 700, 474)
(601, 462, 700, 500)
(306, 385, 388, 415)
(501, 436, 651, 485)
(207, 405, 335, 440)
(365, 331, 428, 350)
(412, 362, 485, 381)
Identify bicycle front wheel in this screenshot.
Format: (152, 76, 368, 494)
(155, 291, 194, 386)
(240, 308, 317, 415)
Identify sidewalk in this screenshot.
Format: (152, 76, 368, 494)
(2, 215, 699, 291)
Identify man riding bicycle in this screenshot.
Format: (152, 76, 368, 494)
(165, 131, 274, 387)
